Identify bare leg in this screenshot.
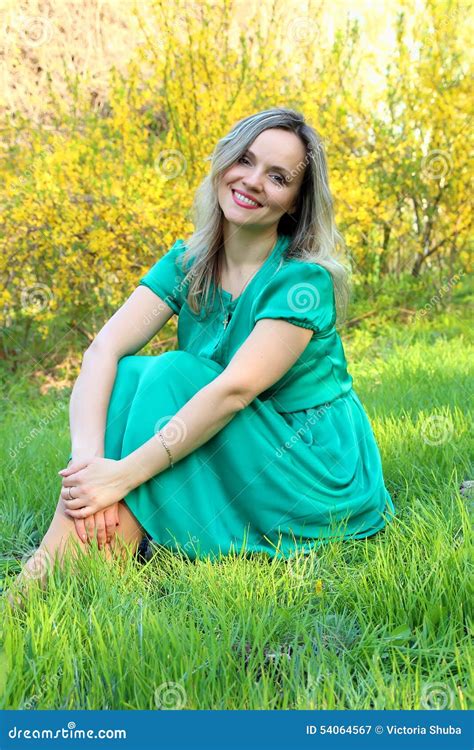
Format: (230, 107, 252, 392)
(5, 491, 147, 610)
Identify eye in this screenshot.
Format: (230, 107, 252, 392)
(238, 155, 287, 185)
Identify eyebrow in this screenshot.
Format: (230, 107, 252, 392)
(245, 148, 292, 177)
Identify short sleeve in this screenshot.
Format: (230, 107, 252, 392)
(253, 260, 336, 335)
(138, 239, 190, 314)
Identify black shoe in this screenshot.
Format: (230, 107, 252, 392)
(135, 535, 154, 563)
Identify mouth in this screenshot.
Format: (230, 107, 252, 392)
(231, 188, 263, 209)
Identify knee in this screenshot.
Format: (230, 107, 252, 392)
(44, 498, 87, 552)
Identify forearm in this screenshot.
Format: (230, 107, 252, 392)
(69, 346, 119, 456)
(121, 378, 244, 490)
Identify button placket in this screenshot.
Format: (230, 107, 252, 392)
(210, 298, 235, 358)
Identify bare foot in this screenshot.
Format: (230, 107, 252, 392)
(5, 586, 27, 613)
(4, 546, 54, 613)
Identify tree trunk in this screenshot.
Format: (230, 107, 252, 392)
(411, 253, 425, 277)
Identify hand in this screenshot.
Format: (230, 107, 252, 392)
(82, 504, 121, 548)
(64, 456, 120, 547)
(58, 456, 131, 518)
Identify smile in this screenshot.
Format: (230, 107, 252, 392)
(231, 189, 263, 208)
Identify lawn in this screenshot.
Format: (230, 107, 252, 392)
(0, 302, 472, 710)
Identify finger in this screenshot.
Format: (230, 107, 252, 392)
(62, 496, 86, 510)
(105, 522, 116, 544)
(96, 526, 106, 549)
(58, 460, 89, 477)
(64, 507, 93, 519)
(84, 515, 96, 543)
(61, 487, 88, 509)
(94, 512, 107, 549)
(104, 506, 119, 543)
(60, 475, 84, 489)
(73, 518, 88, 544)
(60, 486, 81, 502)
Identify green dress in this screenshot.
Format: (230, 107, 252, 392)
(68, 233, 395, 560)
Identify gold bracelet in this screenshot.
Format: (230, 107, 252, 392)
(158, 429, 174, 468)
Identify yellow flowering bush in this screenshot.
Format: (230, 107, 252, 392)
(0, 0, 471, 364)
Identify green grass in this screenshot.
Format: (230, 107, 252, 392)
(0, 303, 472, 710)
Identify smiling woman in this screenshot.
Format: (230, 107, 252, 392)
(8, 108, 395, 607)
(98, 231, 394, 561)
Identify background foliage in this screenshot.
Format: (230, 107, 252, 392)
(0, 0, 472, 370)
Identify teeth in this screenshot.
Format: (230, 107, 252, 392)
(234, 190, 260, 206)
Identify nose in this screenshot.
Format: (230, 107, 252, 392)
(241, 170, 264, 194)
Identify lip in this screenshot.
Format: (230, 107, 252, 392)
(231, 188, 263, 208)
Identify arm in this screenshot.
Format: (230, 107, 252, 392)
(66, 286, 175, 544)
(121, 318, 313, 488)
(70, 286, 176, 456)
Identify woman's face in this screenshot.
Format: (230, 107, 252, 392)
(217, 128, 307, 231)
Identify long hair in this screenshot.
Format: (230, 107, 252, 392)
(178, 107, 352, 324)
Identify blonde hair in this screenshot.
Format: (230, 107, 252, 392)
(178, 106, 351, 324)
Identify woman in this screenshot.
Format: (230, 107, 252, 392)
(7, 107, 395, 606)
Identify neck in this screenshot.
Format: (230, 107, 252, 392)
(221, 225, 278, 272)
